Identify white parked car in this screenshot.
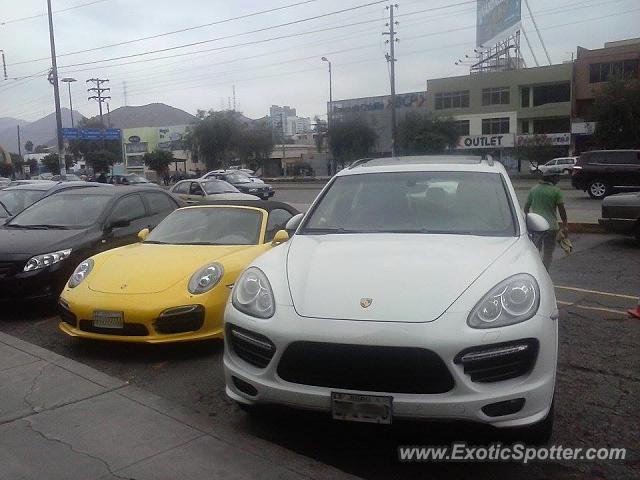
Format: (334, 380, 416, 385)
(530, 157, 577, 175)
(224, 156, 558, 443)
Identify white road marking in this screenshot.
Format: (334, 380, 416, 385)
(555, 285, 638, 301)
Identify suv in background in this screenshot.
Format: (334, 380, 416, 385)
(571, 150, 640, 199)
(531, 157, 577, 175)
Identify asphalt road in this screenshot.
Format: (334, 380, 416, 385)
(1, 233, 638, 479)
(272, 177, 603, 224)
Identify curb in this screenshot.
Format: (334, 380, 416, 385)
(0, 332, 359, 480)
(568, 222, 606, 234)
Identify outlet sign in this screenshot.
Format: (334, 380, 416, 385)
(458, 134, 515, 149)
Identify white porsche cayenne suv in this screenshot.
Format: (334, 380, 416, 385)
(224, 156, 558, 442)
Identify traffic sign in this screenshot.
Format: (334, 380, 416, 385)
(62, 128, 121, 140)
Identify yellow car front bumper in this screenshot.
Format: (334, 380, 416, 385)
(58, 287, 228, 344)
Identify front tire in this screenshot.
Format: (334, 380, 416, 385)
(587, 180, 609, 199)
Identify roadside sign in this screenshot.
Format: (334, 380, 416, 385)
(62, 128, 122, 140)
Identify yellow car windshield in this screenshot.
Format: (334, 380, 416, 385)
(145, 207, 262, 245)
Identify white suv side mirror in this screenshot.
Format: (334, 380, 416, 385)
(526, 213, 550, 233)
(285, 213, 304, 233)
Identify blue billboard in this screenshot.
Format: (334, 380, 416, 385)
(476, 0, 522, 47)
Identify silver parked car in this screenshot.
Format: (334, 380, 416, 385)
(170, 179, 259, 204)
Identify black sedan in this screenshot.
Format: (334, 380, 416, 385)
(0, 181, 109, 219)
(0, 186, 182, 302)
(599, 192, 640, 244)
(207, 172, 274, 200)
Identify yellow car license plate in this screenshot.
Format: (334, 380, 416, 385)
(93, 310, 124, 329)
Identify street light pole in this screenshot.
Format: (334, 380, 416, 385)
(46, 0, 66, 179)
(321, 56, 333, 174)
(61, 78, 77, 128)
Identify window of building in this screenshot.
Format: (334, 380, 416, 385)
(531, 83, 570, 106)
(482, 87, 510, 106)
(589, 60, 639, 83)
(521, 120, 530, 134)
(532, 118, 571, 134)
(482, 117, 510, 135)
(521, 87, 530, 107)
(435, 91, 469, 110)
(453, 120, 470, 136)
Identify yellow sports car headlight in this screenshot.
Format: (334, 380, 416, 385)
(68, 258, 94, 288)
(188, 263, 224, 295)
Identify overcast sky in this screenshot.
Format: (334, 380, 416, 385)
(0, 0, 639, 123)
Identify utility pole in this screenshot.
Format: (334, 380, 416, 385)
(46, 0, 66, 179)
(17, 125, 22, 157)
(1, 50, 7, 79)
(122, 81, 128, 106)
(383, 4, 399, 157)
(87, 78, 110, 148)
(232, 85, 237, 111)
(87, 78, 110, 127)
(106, 102, 112, 128)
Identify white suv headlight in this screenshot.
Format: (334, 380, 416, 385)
(188, 263, 224, 295)
(468, 274, 540, 329)
(232, 267, 275, 318)
(68, 258, 94, 288)
(24, 249, 72, 272)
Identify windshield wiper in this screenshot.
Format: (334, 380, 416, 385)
(17, 224, 71, 230)
(143, 240, 169, 244)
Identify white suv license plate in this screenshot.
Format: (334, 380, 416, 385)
(93, 311, 124, 329)
(331, 392, 392, 424)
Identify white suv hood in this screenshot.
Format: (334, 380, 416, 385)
(286, 234, 517, 322)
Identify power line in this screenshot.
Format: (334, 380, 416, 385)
(8, 0, 390, 67)
(0, 0, 110, 26)
(36, 0, 320, 60)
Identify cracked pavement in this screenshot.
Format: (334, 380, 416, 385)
(0, 233, 638, 479)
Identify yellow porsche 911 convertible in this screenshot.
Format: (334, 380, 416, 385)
(58, 201, 298, 343)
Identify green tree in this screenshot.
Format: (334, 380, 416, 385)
(0, 162, 11, 177)
(24, 140, 34, 153)
(85, 150, 119, 173)
(237, 123, 274, 171)
(143, 149, 174, 177)
(188, 110, 241, 169)
(329, 117, 378, 167)
(313, 115, 327, 153)
(67, 117, 123, 164)
(41, 153, 74, 174)
(514, 135, 566, 172)
(591, 78, 640, 149)
(397, 114, 459, 154)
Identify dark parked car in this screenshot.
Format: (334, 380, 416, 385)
(0, 181, 109, 218)
(599, 192, 640, 244)
(0, 186, 182, 302)
(206, 171, 274, 200)
(571, 150, 640, 199)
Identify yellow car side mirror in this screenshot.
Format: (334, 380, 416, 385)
(271, 229, 289, 246)
(138, 228, 150, 242)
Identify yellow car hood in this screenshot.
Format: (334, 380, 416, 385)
(88, 243, 254, 294)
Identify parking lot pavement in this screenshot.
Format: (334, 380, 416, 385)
(0, 234, 638, 479)
(273, 177, 604, 225)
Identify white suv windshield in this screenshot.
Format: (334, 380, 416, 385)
(301, 171, 517, 236)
